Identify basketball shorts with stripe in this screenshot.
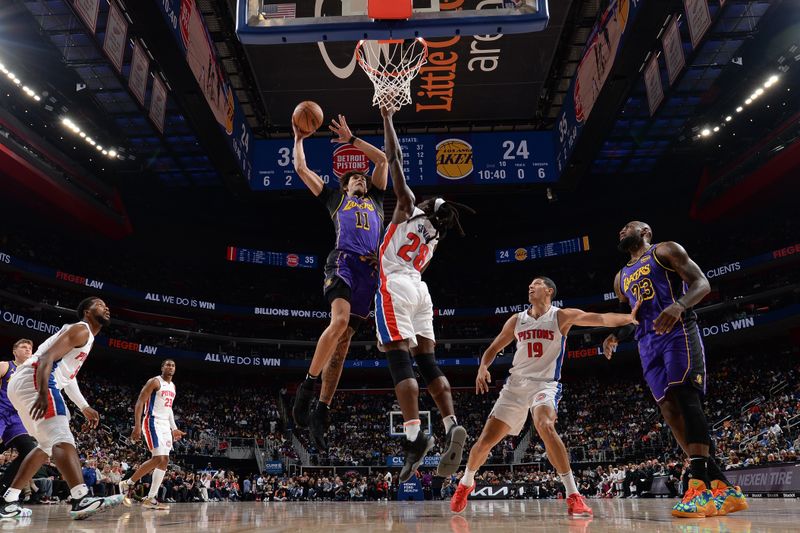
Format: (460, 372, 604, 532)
(7, 365, 75, 456)
(488, 376, 563, 436)
(375, 274, 434, 348)
(143, 417, 173, 456)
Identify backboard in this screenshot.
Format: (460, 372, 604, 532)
(236, 0, 550, 45)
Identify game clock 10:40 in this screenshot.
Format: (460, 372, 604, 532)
(250, 131, 557, 191)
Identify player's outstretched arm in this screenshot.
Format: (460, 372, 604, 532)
(381, 107, 415, 224)
(30, 324, 89, 420)
(602, 271, 633, 360)
(292, 124, 325, 196)
(329, 114, 388, 190)
(652, 241, 710, 335)
(559, 300, 641, 333)
(131, 378, 159, 442)
(476, 315, 517, 394)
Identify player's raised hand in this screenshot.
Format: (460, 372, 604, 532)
(602, 334, 618, 360)
(653, 302, 683, 335)
(81, 406, 100, 429)
(292, 122, 311, 141)
(380, 105, 395, 118)
(172, 428, 187, 442)
(130, 426, 142, 442)
(328, 114, 353, 144)
(475, 365, 491, 395)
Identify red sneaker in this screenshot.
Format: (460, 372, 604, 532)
(566, 493, 593, 517)
(450, 483, 474, 513)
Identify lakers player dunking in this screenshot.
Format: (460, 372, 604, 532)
(0, 297, 123, 520)
(292, 114, 388, 451)
(451, 277, 640, 516)
(119, 359, 184, 509)
(378, 107, 474, 482)
(603, 222, 747, 518)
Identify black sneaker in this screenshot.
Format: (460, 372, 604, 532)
(399, 432, 434, 483)
(0, 500, 31, 518)
(309, 402, 330, 451)
(69, 494, 123, 520)
(437, 425, 467, 477)
(292, 382, 315, 429)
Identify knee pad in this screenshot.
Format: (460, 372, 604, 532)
(414, 353, 444, 385)
(386, 350, 415, 386)
(671, 386, 711, 446)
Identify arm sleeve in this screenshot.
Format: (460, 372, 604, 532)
(63, 379, 90, 411)
(369, 187, 386, 224)
(169, 410, 178, 430)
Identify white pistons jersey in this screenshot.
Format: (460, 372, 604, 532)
(29, 321, 93, 389)
(509, 306, 567, 381)
(145, 376, 176, 420)
(379, 207, 439, 280)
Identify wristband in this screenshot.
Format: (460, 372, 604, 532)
(348, 135, 357, 144)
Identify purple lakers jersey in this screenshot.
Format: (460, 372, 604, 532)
(619, 244, 696, 339)
(319, 187, 385, 256)
(0, 361, 18, 415)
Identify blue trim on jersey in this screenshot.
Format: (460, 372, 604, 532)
(374, 290, 391, 344)
(147, 390, 156, 417)
(553, 382, 563, 410)
(552, 337, 566, 381)
(51, 387, 67, 416)
(148, 415, 159, 448)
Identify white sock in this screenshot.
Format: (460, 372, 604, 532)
(70, 484, 89, 500)
(559, 471, 579, 496)
(3, 488, 21, 503)
(404, 419, 421, 441)
(443, 415, 457, 433)
(460, 467, 476, 487)
(148, 468, 166, 499)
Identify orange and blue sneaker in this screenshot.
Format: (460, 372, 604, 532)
(672, 479, 717, 518)
(450, 482, 474, 513)
(710, 479, 749, 515)
(566, 493, 593, 517)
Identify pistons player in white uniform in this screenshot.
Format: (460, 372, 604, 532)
(376, 107, 474, 482)
(450, 278, 640, 517)
(120, 359, 184, 509)
(0, 297, 123, 520)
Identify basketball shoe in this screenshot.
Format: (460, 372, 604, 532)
(437, 425, 467, 477)
(566, 493, 593, 517)
(0, 501, 32, 518)
(69, 494, 124, 520)
(143, 497, 169, 510)
(118, 478, 135, 507)
(309, 401, 329, 451)
(292, 382, 315, 429)
(399, 432, 434, 482)
(710, 480, 748, 515)
(671, 479, 717, 518)
(449, 482, 474, 513)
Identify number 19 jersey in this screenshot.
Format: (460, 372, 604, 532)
(510, 306, 566, 381)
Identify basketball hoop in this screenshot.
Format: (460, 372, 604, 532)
(355, 38, 428, 111)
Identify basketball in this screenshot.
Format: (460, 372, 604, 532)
(292, 101, 324, 135)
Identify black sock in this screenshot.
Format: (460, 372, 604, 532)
(303, 373, 320, 387)
(706, 455, 730, 486)
(315, 401, 330, 413)
(689, 456, 710, 486)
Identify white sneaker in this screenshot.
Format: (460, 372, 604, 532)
(0, 501, 32, 518)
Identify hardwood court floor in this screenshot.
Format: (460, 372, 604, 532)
(4, 498, 798, 532)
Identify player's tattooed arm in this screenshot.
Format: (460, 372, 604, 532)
(381, 107, 415, 224)
(652, 241, 710, 335)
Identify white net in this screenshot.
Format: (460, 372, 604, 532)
(355, 38, 428, 111)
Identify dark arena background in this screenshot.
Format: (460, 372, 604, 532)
(1, 0, 799, 531)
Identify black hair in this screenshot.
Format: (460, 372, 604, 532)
(161, 359, 176, 369)
(338, 171, 370, 193)
(411, 198, 475, 242)
(535, 276, 557, 299)
(76, 297, 100, 321)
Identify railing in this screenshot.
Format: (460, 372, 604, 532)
(740, 397, 764, 416)
(770, 380, 788, 397)
(254, 438, 266, 473)
(713, 415, 732, 431)
(291, 432, 311, 466)
(512, 431, 531, 465)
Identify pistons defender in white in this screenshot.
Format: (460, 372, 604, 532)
(120, 359, 184, 509)
(0, 297, 123, 520)
(450, 278, 640, 517)
(376, 107, 475, 482)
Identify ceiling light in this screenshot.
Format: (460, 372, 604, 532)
(102, 150, 108, 155)
(755, 88, 764, 96)
(701, 128, 711, 137)
(736, 106, 743, 112)
(108, 150, 117, 157)
(745, 98, 752, 105)
(79, 132, 86, 138)
(96, 145, 103, 151)
(713, 126, 720, 132)
(725, 116, 732, 122)
(33, 95, 40, 101)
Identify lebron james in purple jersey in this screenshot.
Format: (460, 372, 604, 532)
(604, 222, 747, 518)
(291, 113, 388, 450)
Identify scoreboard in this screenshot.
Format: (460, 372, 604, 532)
(496, 236, 591, 264)
(250, 131, 556, 191)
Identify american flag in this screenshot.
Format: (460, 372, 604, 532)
(260, 2, 296, 19)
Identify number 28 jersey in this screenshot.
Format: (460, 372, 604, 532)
(379, 207, 439, 280)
